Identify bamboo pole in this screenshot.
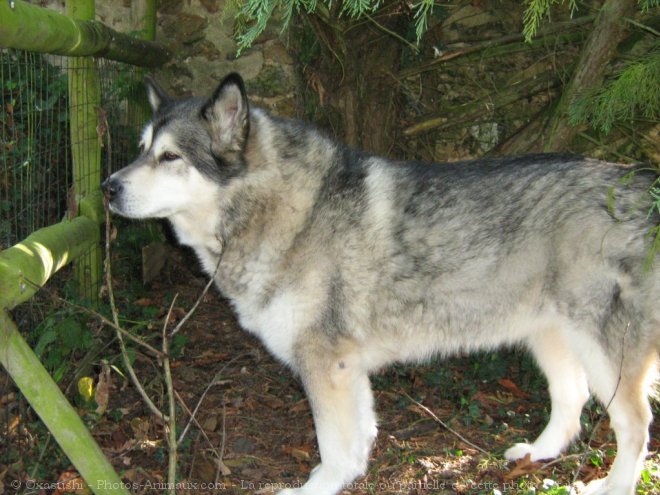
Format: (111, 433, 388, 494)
(0, 217, 98, 310)
(128, 0, 157, 128)
(0, 311, 130, 495)
(67, 0, 102, 304)
(0, 0, 169, 67)
(131, 0, 157, 41)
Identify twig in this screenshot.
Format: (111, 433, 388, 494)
(364, 13, 419, 54)
(19, 277, 164, 358)
(215, 400, 230, 480)
(177, 352, 248, 446)
(175, 390, 219, 456)
(174, 389, 231, 478)
(162, 296, 178, 495)
(577, 131, 638, 164)
(169, 253, 221, 337)
(403, 391, 490, 456)
(399, 15, 594, 78)
(104, 204, 166, 422)
(26, 433, 52, 490)
(622, 16, 660, 37)
(538, 453, 585, 471)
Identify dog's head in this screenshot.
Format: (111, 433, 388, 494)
(102, 73, 250, 219)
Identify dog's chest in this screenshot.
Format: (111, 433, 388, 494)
(220, 260, 328, 367)
(230, 289, 314, 366)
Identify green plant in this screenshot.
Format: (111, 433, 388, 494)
(229, 0, 437, 54)
(637, 465, 660, 494)
(646, 175, 660, 268)
(31, 309, 94, 383)
(521, 0, 578, 41)
(568, 49, 660, 135)
(0, 50, 70, 244)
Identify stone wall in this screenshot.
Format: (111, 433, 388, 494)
(155, 0, 298, 115)
(41, 0, 299, 115)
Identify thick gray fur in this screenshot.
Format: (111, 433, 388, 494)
(103, 73, 659, 495)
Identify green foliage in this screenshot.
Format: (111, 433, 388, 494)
(522, 0, 657, 42)
(637, 465, 660, 494)
(0, 51, 69, 244)
(412, 0, 436, 43)
(522, 0, 578, 42)
(638, 0, 659, 12)
(645, 175, 660, 269)
(568, 50, 660, 134)
(31, 309, 94, 383)
(230, 0, 436, 53)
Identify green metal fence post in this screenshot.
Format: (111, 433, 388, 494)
(67, 0, 103, 304)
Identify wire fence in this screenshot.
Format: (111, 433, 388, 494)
(1, 50, 70, 248)
(1, 47, 152, 487)
(0, 48, 149, 251)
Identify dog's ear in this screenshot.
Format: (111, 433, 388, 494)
(145, 77, 170, 113)
(202, 73, 250, 155)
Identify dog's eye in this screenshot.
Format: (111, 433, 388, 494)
(160, 151, 180, 162)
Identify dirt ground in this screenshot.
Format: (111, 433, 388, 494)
(2, 249, 659, 494)
(95, 250, 660, 495)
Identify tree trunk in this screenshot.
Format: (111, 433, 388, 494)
(302, 8, 404, 155)
(541, 0, 636, 151)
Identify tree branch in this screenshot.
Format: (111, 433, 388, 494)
(542, 0, 637, 151)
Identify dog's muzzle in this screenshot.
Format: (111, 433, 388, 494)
(101, 177, 122, 200)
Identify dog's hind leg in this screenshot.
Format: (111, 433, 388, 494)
(578, 344, 655, 495)
(505, 327, 590, 462)
(279, 335, 377, 495)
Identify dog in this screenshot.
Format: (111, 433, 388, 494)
(102, 73, 659, 495)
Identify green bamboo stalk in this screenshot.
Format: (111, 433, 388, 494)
(67, 0, 102, 305)
(129, 0, 157, 127)
(0, 217, 98, 310)
(131, 0, 157, 41)
(0, 311, 130, 495)
(0, 0, 169, 67)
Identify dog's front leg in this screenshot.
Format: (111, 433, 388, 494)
(279, 335, 377, 495)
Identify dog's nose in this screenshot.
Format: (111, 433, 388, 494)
(101, 177, 122, 199)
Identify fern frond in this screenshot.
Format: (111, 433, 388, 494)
(412, 0, 436, 43)
(638, 0, 659, 12)
(522, 0, 578, 42)
(568, 50, 660, 134)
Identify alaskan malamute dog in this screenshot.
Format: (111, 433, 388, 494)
(103, 73, 659, 495)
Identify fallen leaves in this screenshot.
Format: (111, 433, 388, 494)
(498, 378, 529, 399)
(504, 453, 544, 481)
(52, 471, 91, 495)
(95, 364, 112, 415)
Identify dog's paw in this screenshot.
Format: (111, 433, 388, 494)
(504, 443, 535, 461)
(505, 442, 561, 462)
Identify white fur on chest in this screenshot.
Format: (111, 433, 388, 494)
(170, 211, 223, 272)
(233, 287, 320, 366)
